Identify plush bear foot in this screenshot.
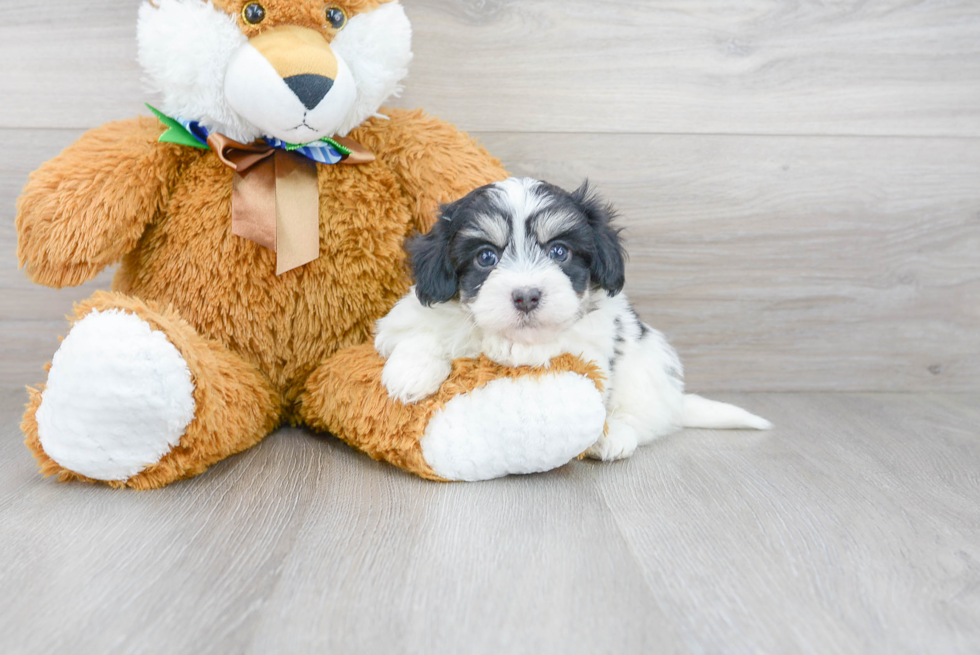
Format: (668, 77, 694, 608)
(24, 291, 281, 489)
(302, 344, 607, 481)
(420, 373, 605, 481)
(35, 309, 196, 481)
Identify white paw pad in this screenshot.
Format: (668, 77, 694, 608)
(420, 372, 606, 481)
(36, 310, 196, 481)
(586, 419, 639, 461)
(382, 348, 452, 403)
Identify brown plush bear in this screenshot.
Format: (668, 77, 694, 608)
(16, 0, 609, 488)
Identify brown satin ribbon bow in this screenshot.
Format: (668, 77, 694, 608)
(206, 133, 374, 275)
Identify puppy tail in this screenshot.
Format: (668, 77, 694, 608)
(682, 394, 772, 430)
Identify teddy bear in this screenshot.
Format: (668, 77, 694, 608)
(16, 0, 609, 488)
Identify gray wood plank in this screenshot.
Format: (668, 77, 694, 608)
(400, 0, 980, 137)
(240, 452, 676, 655)
(0, 1, 146, 130)
(589, 392, 980, 655)
(1, 386, 978, 654)
(0, 385, 676, 655)
(4, 128, 977, 392)
(0, 389, 324, 655)
(2, 0, 979, 136)
(479, 131, 980, 393)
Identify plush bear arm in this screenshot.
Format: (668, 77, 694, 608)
(16, 116, 187, 288)
(357, 108, 509, 234)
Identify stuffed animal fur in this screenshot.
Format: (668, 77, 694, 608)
(16, 0, 608, 488)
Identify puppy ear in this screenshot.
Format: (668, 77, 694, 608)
(409, 208, 458, 306)
(572, 181, 626, 296)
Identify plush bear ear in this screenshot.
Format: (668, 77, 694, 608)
(571, 181, 626, 296)
(409, 209, 459, 306)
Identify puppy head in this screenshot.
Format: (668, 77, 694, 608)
(411, 177, 625, 344)
(137, 0, 412, 144)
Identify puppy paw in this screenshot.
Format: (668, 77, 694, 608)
(586, 418, 639, 461)
(382, 348, 452, 403)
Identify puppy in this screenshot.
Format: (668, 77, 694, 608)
(375, 177, 771, 460)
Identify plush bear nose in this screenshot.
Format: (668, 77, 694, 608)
(284, 74, 334, 110)
(512, 288, 542, 313)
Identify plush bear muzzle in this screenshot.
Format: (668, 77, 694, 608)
(225, 25, 357, 143)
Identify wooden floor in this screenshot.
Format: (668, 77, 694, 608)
(0, 387, 977, 654)
(2, 1, 979, 653)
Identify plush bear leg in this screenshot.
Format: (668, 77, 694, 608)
(23, 291, 280, 490)
(300, 344, 608, 482)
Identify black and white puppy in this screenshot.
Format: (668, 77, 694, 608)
(375, 178, 771, 460)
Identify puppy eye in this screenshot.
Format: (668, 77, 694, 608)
(242, 2, 266, 25)
(548, 244, 570, 263)
(476, 249, 499, 268)
(325, 5, 348, 29)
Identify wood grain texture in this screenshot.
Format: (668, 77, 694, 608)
(3, 2, 979, 653)
(4, 129, 978, 391)
(477, 131, 980, 392)
(399, 0, 980, 136)
(0, 1, 146, 130)
(591, 392, 980, 655)
(1, 1, 979, 136)
(1, 386, 978, 654)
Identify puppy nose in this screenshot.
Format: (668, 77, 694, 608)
(284, 74, 334, 110)
(512, 288, 542, 313)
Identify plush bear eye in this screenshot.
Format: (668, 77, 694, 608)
(242, 2, 266, 25)
(476, 249, 499, 268)
(548, 244, 570, 263)
(325, 6, 348, 30)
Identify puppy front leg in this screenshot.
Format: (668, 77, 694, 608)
(586, 328, 687, 461)
(586, 415, 639, 461)
(381, 336, 453, 404)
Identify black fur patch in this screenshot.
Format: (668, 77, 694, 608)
(569, 181, 627, 296)
(409, 179, 629, 305)
(409, 216, 458, 306)
(408, 183, 502, 305)
(609, 316, 626, 375)
(628, 305, 650, 337)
